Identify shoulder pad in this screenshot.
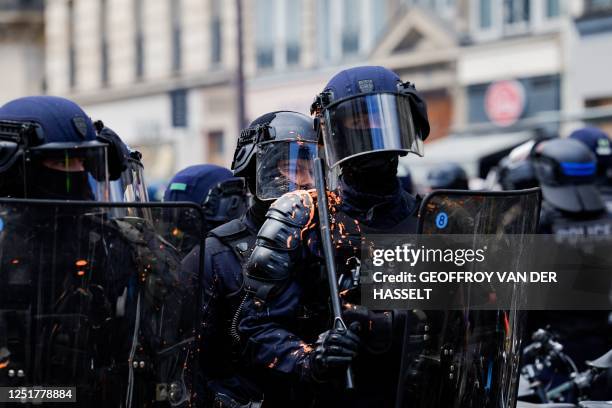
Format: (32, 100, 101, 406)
(208, 218, 256, 261)
(208, 218, 248, 240)
(267, 190, 316, 228)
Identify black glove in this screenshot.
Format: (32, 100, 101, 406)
(94, 122, 129, 181)
(311, 321, 360, 381)
(343, 304, 393, 354)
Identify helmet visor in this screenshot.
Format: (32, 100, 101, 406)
(321, 93, 423, 168)
(110, 158, 148, 203)
(25, 142, 110, 201)
(256, 140, 318, 201)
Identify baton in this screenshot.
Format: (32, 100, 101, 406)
(313, 157, 355, 390)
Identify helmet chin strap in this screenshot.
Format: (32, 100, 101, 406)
(341, 153, 399, 195)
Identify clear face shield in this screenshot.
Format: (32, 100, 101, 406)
(24, 141, 111, 201)
(109, 158, 148, 203)
(255, 140, 318, 201)
(320, 93, 424, 168)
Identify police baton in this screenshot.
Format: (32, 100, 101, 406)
(313, 157, 355, 390)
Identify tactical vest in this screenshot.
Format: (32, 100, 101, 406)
(207, 217, 258, 346)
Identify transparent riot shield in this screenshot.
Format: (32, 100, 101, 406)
(0, 199, 205, 407)
(395, 189, 541, 408)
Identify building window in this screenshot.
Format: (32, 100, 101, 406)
(316, 0, 390, 65)
(255, 0, 276, 70)
(546, 0, 560, 18)
(170, 89, 188, 128)
(341, 0, 360, 55)
(134, 0, 144, 79)
(100, 0, 109, 86)
(255, 0, 303, 71)
(316, 0, 331, 63)
(504, 0, 530, 25)
(170, 0, 182, 73)
(371, 0, 388, 42)
(285, 0, 301, 66)
(472, 0, 562, 40)
(479, 0, 492, 29)
(207, 130, 225, 164)
(210, 0, 222, 65)
(68, 0, 76, 88)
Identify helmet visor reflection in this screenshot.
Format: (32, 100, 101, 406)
(256, 140, 318, 201)
(321, 93, 423, 168)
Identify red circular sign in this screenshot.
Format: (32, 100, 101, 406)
(484, 80, 526, 127)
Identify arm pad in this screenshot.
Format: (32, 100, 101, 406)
(243, 191, 316, 301)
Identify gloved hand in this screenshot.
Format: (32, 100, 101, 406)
(94, 122, 129, 180)
(343, 303, 393, 354)
(311, 321, 360, 381)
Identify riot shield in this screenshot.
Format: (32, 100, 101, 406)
(0, 199, 205, 407)
(395, 189, 541, 408)
(418, 188, 541, 235)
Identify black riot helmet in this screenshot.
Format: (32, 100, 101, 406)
(533, 138, 604, 213)
(497, 157, 539, 191)
(310, 66, 430, 170)
(427, 162, 469, 190)
(231, 111, 318, 201)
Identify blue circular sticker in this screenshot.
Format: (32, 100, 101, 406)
(435, 212, 448, 229)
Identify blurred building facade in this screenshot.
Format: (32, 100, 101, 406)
(0, 0, 45, 104)
(571, 0, 612, 135)
(45, 0, 238, 183)
(42, 0, 612, 183)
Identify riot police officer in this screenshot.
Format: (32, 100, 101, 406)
(238, 66, 430, 407)
(181, 111, 318, 407)
(534, 138, 608, 233)
(530, 137, 612, 381)
(426, 162, 469, 190)
(0, 96, 200, 407)
(164, 164, 248, 253)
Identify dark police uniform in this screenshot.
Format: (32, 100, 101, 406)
(238, 181, 426, 407)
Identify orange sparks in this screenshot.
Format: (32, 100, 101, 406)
(75, 259, 88, 267)
(172, 227, 180, 236)
(267, 357, 279, 369)
(0, 360, 9, 369)
(299, 342, 313, 353)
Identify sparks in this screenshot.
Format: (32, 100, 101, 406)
(268, 357, 279, 369)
